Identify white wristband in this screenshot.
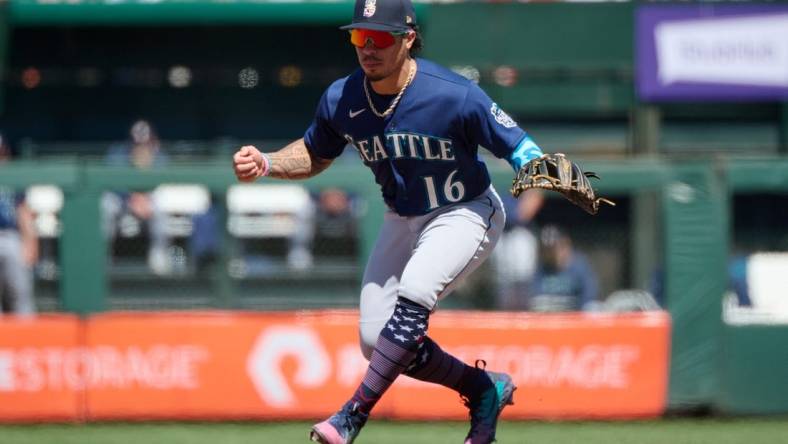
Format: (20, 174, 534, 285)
(260, 153, 271, 177)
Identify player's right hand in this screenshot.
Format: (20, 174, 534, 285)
(233, 145, 264, 182)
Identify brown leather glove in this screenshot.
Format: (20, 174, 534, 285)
(510, 153, 615, 215)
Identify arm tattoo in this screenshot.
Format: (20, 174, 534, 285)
(268, 139, 332, 180)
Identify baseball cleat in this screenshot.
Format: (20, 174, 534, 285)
(462, 363, 517, 444)
(309, 401, 369, 444)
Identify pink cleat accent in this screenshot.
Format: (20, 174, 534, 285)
(310, 420, 345, 444)
(309, 401, 368, 444)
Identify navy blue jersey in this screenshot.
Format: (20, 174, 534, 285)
(304, 58, 536, 216)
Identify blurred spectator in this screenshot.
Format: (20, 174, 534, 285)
(316, 188, 357, 238)
(189, 204, 220, 274)
(102, 119, 218, 274)
(491, 189, 544, 310)
(0, 138, 37, 315)
(728, 254, 752, 307)
(106, 119, 167, 170)
(648, 267, 665, 308)
(286, 193, 316, 270)
(312, 188, 359, 260)
(102, 119, 170, 273)
(529, 225, 599, 312)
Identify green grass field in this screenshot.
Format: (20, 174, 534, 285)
(2, 419, 788, 444)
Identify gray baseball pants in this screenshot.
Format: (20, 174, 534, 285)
(358, 186, 505, 359)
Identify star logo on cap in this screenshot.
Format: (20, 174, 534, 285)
(363, 0, 376, 18)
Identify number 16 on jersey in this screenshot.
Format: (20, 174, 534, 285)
(423, 169, 466, 211)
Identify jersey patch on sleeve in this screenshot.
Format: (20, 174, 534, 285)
(490, 103, 517, 129)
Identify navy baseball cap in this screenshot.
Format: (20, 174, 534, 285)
(340, 0, 417, 33)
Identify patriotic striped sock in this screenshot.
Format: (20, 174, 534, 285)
(350, 297, 430, 414)
(405, 336, 489, 399)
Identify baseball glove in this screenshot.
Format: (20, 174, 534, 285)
(510, 153, 615, 215)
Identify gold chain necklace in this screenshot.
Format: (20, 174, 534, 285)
(364, 60, 416, 118)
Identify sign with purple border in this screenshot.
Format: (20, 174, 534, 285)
(637, 5, 788, 102)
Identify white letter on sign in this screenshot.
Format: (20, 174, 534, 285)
(0, 350, 14, 391)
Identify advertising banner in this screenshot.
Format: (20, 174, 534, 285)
(0, 315, 82, 421)
(637, 5, 788, 101)
(0, 310, 670, 421)
(84, 311, 359, 420)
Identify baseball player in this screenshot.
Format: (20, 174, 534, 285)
(0, 141, 37, 316)
(232, 1, 544, 442)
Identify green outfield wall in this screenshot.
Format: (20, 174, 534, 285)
(719, 325, 788, 415)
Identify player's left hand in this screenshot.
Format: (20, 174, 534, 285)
(510, 153, 615, 215)
(233, 145, 264, 182)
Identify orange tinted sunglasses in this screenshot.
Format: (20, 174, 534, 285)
(349, 29, 406, 49)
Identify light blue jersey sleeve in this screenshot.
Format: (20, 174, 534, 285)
(509, 135, 543, 171)
(461, 83, 543, 171)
